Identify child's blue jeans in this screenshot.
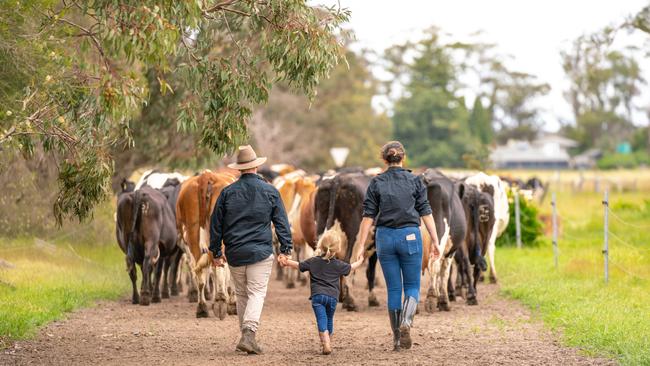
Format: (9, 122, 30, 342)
(376, 226, 423, 311)
(311, 294, 337, 334)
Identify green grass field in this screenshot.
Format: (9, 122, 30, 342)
(497, 190, 650, 365)
(0, 237, 128, 347)
(0, 199, 129, 348)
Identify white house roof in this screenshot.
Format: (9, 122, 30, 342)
(490, 139, 571, 164)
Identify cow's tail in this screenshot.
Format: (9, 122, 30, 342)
(471, 200, 487, 271)
(127, 190, 143, 272)
(325, 177, 340, 230)
(198, 175, 214, 229)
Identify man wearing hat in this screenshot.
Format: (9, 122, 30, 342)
(209, 145, 293, 355)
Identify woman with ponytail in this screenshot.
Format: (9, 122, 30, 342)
(280, 224, 364, 355)
(356, 141, 441, 351)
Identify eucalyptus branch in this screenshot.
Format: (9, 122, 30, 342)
(53, 17, 111, 72)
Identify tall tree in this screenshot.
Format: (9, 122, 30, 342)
(0, 1, 348, 223)
(468, 97, 493, 145)
(561, 34, 644, 151)
(249, 47, 391, 170)
(384, 29, 474, 168)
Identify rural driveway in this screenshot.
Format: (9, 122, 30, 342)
(1, 266, 615, 365)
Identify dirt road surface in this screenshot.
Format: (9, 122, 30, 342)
(1, 266, 614, 366)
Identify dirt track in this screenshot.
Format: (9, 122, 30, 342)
(1, 265, 614, 366)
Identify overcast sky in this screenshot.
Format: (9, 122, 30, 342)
(315, 0, 650, 131)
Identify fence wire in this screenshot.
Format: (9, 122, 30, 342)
(608, 230, 650, 252)
(608, 259, 649, 281)
(542, 191, 649, 283)
(608, 208, 650, 230)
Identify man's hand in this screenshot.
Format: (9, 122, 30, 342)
(277, 254, 289, 267)
(212, 256, 226, 267)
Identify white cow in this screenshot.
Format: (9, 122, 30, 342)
(135, 169, 189, 190)
(464, 172, 510, 283)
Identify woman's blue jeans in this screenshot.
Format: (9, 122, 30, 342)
(311, 294, 337, 334)
(376, 226, 422, 311)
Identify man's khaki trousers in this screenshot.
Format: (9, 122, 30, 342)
(229, 254, 274, 332)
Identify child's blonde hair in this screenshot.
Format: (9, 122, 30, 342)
(316, 221, 346, 261)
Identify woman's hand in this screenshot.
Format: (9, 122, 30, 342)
(422, 214, 441, 261)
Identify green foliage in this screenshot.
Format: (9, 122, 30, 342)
(384, 28, 550, 168)
(561, 34, 643, 152)
(248, 46, 391, 170)
(597, 151, 650, 169)
(0, 0, 349, 223)
(498, 191, 650, 365)
(496, 190, 543, 247)
(385, 30, 476, 167)
(468, 98, 493, 145)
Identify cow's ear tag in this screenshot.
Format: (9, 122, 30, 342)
(406, 234, 416, 241)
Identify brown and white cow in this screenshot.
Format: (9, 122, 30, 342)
(283, 176, 318, 288)
(176, 170, 237, 319)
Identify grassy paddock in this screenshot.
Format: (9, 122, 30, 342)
(496, 190, 650, 365)
(0, 238, 128, 347)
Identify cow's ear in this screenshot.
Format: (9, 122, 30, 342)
(121, 178, 127, 192)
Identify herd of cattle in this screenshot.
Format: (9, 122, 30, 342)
(115, 165, 540, 319)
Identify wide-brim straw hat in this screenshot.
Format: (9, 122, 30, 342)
(227, 145, 267, 170)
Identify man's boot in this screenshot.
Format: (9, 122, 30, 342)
(399, 297, 417, 349)
(388, 309, 401, 351)
(319, 331, 332, 355)
(236, 327, 263, 354)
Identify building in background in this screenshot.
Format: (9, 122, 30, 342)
(490, 134, 578, 169)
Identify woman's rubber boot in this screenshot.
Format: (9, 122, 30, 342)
(388, 309, 401, 351)
(399, 297, 417, 349)
(319, 331, 332, 355)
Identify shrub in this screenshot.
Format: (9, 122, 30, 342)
(597, 151, 649, 169)
(496, 189, 543, 247)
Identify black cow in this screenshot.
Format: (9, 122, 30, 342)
(116, 186, 178, 305)
(454, 182, 495, 305)
(315, 172, 377, 311)
(158, 181, 185, 298)
(421, 169, 468, 312)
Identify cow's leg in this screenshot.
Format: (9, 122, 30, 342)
(341, 277, 358, 312)
(425, 259, 440, 313)
(284, 249, 297, 289)
(297, 246, 309, 286)
(160, 256, 171, 299)
(226, 275, 237, 316)
(187, 267, 199, 303)
(128, 260, 139, 305)
(449, 259, 458, 301)
(140, 235, 160, 306)
(437, 257, 452, 311)
(366, 251, 379, 307)
(273, 238, 284, 281)
(212, 264, 229, 320)
(169, 252, 183, 296)
(195, 267, 209, 318)
(464, 255, 478, 306)
(487, 234, 498, 283)
(151, 254, 164, 303)
(179, 238, 199, 303)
